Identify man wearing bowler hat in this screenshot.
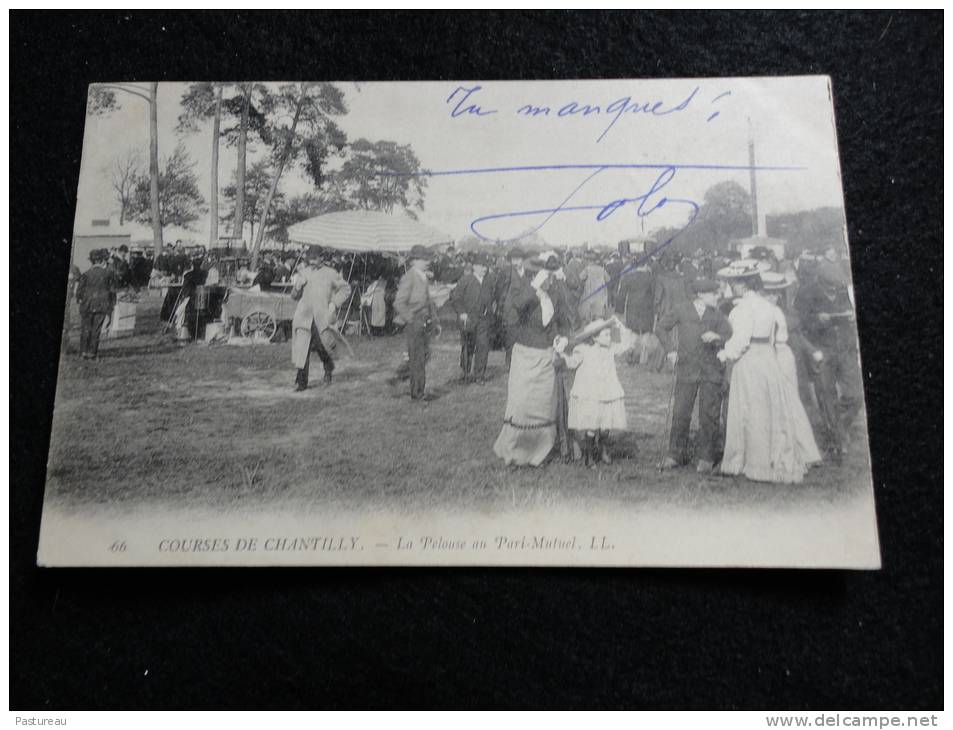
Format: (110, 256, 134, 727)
(449, 252, 497, 384)
(657, 278, 732, 473)
(394, 244, 440, 400)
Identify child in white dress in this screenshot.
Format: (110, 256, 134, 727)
(555, 317, 637, 466)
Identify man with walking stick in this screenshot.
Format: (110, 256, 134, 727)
(291, 251, 351, 392)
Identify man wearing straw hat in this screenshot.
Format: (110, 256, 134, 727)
(291, 251, 351, 392)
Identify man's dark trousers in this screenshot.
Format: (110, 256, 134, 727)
(296, 322, 334, 388)
(813, 348, 863, 449)
(80, 312, 108, 358)
(459, 320, 490, 379)
(669, 379, 723, 464)
(407, 319, 428, 399)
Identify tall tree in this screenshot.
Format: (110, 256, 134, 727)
(177, 82, 273, 247)
(105, 148, 141, 225)
(88, 82, 164, 255)
(210, 86, 223, 248)
(177, 82, 226, 247)
(234, 84, 250, 246)
(130, 143, 207, 230)
(221, 160, 282, 247)
(249, 83, 348, 266)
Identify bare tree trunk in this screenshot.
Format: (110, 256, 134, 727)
(250, 91, 306, 269)
(209, 84, 222, 249)
(148, 82, 163, 257)
(234, 85, 250, 249)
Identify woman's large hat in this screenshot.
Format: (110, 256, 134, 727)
(760, 271, 791, 290)
(716, 258, 772, 279)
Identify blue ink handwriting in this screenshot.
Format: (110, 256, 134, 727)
(378, 160, 802, 301)
(448, 85, 734, 142)
(445, 85, 498, 118)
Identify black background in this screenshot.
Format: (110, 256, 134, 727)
(10, 11, 943, 709)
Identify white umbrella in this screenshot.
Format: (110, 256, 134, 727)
(286, 210, 451, 253)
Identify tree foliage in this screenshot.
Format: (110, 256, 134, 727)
(178, 83, 273, 145)
(220, 159, 284, 240)
(648, 179, 753, 254)
(261, 82, 348, 187)
(130, 143, 207, 229)
(87, 87, 120, 115)
(766, 207, 847, 257)
(333, 138, 428, 218)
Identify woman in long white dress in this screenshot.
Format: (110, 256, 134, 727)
(761, 273, 822, 467)
(716, 262, 818, 483)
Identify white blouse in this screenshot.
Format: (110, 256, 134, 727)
(722, 291, 786, 361)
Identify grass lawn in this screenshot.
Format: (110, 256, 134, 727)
(46, 294, 873, 517)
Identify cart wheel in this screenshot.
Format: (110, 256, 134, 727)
(240, 311, 277, 341)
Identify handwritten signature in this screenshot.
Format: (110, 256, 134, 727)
(470, 165, 700, 299)
(468, 165, 697, 244)
(381, 160, 803, 300)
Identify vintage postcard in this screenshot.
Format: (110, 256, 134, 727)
(38, 78, 880, 567)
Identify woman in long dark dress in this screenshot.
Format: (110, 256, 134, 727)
(493, 258, 564, 467)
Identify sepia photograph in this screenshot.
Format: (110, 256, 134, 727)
(37, 76, 881, 567)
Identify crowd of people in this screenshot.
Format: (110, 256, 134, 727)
(72, 232, 862, 485)
(378, 241, 861, 483)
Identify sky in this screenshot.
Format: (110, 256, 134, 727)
(73, 77, 847, 249)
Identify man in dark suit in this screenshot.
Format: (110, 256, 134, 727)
(450, 253, 497, 384)
(110, 244, 131, 289)
(604, 250, 624, 312)
(75, 248, 117, 360)
(795, 260, 862, 458)
(657, 278, 732, 473)
(617, 259, 656, 364)
(394, 245, 440, 400)
(181, 256, 209, 341)
(653, 256, 693, 360)
(497, 247, 531, 369)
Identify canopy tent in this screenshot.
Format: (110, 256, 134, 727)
(286, 210, 451, 253)
(286, 210, 453, 335)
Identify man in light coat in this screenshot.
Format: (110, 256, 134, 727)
(291, 253, 351, 391)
